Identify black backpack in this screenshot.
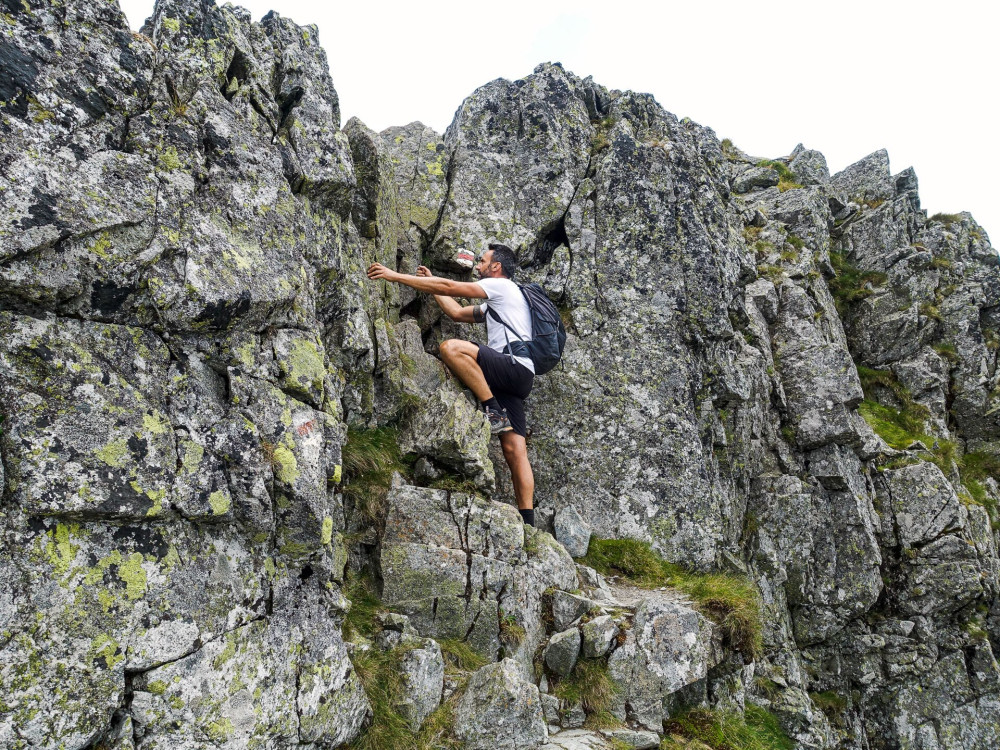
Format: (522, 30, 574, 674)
(486, 282, 567, 375)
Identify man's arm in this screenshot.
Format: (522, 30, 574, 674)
(367, 263, 487, 299)
(416, 265, 482, 323)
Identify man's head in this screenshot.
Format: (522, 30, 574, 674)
(477, 242, 518, 280)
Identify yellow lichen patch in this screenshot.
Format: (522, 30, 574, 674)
(94, 437, 129, 468)
(142, 412, 170, 435)
(89, 633, 124, 670)
(118, 552, 148, 600)
(213, 634, 237, 669)
(45, 523, 80, 577)
(89, 232, 113, 260)
(286, 337, 325, 396)
(138, 485, 167, 517)
(321, 516, 333, 546)
(147, 679, 169, 695)
(162, 16, 180, 32)
(180, 440, 204, 474)
(207, 717, 235, 741)
(331, 464, 342, 485)
(162, 544, 182, 572)
(272, 444, 299, 484)
(208, 490, 231, 515)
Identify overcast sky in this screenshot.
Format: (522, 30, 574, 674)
(119, 0, 998, 241)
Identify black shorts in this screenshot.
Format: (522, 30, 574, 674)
(476, 344, 534, 437)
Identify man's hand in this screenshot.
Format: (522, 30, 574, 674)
(367, 263, 398, 282)
(415, 265, 433, 278)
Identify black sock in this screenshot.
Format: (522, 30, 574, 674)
(483, 396, 500, 411)
(519, 508, 535, 527)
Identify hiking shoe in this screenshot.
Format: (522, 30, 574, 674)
(485, 405, 513, 434)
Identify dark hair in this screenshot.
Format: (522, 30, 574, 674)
(487, 242, 518, 279)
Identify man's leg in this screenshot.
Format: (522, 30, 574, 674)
(438, 339, 493, 403)
(500, 431, 534, 513)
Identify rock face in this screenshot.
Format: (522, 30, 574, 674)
(2, 1, 1000, 749)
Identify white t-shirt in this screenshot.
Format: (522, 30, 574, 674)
(477, 278, 535, 373)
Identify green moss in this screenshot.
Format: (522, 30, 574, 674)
(810, 690, 848, 726)
(663, 705, 794, 750)
(89, 633, 124, 670)
(577, 537, 762, 659)
(142, 412, 170, 435)
(147, 680, 169, 696)
(180, 440, 204, 474)
(162, 16, 180, 33)
(213, 635, 237, 669)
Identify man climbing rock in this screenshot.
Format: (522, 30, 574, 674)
(366, 243, 536, 526)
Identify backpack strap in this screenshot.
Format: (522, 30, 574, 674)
(486, 304, 530, 362)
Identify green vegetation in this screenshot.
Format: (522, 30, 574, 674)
(827, 251, 888, 316)
(933, 342, 960, 363)
(342, 574, 463, 750)
(756, 264, 783, 282)
(785, 234, 805, 251)
(721, 138, 740, 159)
(810, 691, 848, 727)
(856, 366, 929, 434)
(437, 639, 489, 674)
(918, 303, 942, 321)
(929, 212, 963, 226)
(498, 610, 526, 647)
(550, 657, 622, 730)
(756, 159, 802, 192)
(661, 705, 794, 750)
(348, 646, 461, 750)
(341, 426, 410, 527)
(577, 538, 762, 659)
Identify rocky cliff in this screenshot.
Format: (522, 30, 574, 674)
(2, 1, 1000, 749)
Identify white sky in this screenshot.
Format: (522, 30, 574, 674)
(119, 0, 998, 241)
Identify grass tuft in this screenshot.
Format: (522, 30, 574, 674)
(827, 251, 888, 316)
(550, 657, 621, 727)
(436, 638, 489, 675)
(929, 212, 963, 226)
(578, 538, 763, 659)
(341, 427, 409, 528)
(662, 705, 794, 750)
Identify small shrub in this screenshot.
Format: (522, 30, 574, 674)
(929, 256, 953, 271)
(592, 132, 611, 153)
(743, 226, 763, 243)
(578, 538, 763, 659)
